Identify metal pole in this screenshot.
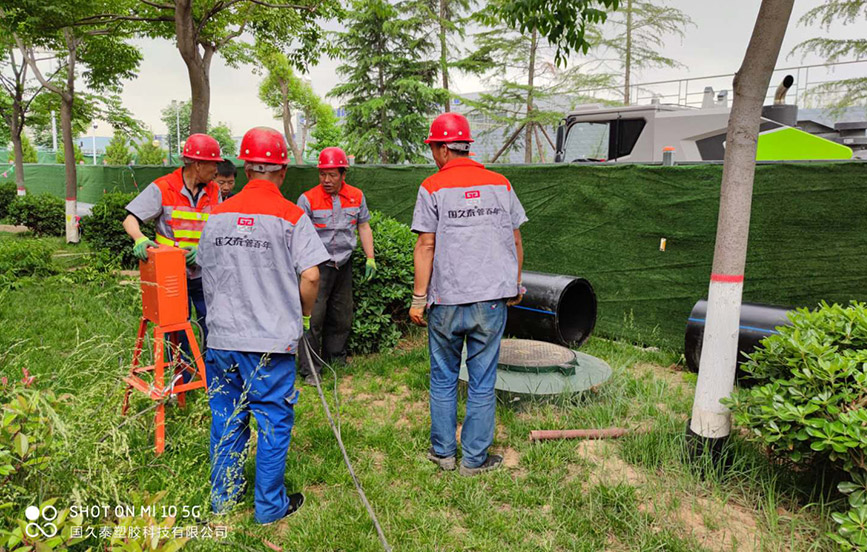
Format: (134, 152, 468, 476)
(92, 128, 97, 165)
(51, 111, 58, 152)
(176, 104, 181, 156)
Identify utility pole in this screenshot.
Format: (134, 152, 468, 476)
(689, 0, 796, 453)
(91, 123, 97, 165)
(51, 110, 58, 153)
(176, 102, 181, 156)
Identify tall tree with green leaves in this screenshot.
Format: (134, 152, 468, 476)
(20, 133, 37, 163)
(258, 46, 320, 164)
(330, 0, 446, 164)
(160, 100, 191, 160)
(590, 0, 693, 104)
(792, 1, 867, 109)
(74, 0, 341, 133)
(414, 0, 492, 112)
(470, 7, 615, 163)
(135, 135, 167, 165)
(104, 131, 133, 165)
(209, 122, 235, 156)
(5, 0, 141, 242)
(306, 101, 342, 155)
(0, 38, 53, 192)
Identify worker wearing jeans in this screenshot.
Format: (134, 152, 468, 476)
(428, 300, 508, 468)
(409, 113, 527, 476)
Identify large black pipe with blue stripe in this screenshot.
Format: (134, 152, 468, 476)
(505, 271, 597, 347)
(684, 300, 793, 372)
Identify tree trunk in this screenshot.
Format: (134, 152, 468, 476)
(186, 56, 211, 134)
(280, 81, 305, 165)
(624, 0, 632, 105)
(440, 0, 450, 112)
(689, 0, 795, 442)
(60, 93, 78, 243)
(9, 102, 26, 193)
(525, 27, 537, 164)
(378, 62, 387, 164)
(175, 0, 210, 134)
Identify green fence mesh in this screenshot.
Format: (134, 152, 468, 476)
(13, 161, 867, 349)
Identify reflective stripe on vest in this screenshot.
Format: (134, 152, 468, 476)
(155, 233, 198, 249)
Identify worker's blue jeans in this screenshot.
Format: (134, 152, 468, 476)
(428, 300, 507, 468)
(173, 277, 208, 384)
(206, 349, 298, 524)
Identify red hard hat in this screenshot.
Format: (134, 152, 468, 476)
(424, 112, 473, 143)
(183, 133, 224, 162)
(318, 147, 349, 169)
(237, 127, 289, 165)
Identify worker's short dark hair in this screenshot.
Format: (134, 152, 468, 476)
(217, 160, 237, 177)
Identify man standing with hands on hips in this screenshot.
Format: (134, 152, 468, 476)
(297, 146, 376, 384)
(409, 112, 527, 476)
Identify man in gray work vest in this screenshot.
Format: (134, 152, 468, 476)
(409, 113, 527, 476)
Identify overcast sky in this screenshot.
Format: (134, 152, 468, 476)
(114, 0, 867, 137)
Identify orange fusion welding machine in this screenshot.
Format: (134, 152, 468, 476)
(121, 245, 207, 455)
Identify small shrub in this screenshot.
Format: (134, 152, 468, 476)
(348, 211, 415, 355)
(0, 238, 56, 278)
(20, 134, 37, 163)
(80, 192, 154, 268)
(0, 181, 17, 219)
(56, 142, 84, 165)
(104, 131, 133, 165)
(6, 194, 64, 236)
(724, 301, 867, 549)
(135, 135, 167, 165)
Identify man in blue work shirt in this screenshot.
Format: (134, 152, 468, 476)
(409, 113, 527, 476)
(198, 127, 330, 524)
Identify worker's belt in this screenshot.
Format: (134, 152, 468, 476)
(155, 233, 198, 249)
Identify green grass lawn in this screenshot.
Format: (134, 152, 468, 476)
(0, 232, 844, 551)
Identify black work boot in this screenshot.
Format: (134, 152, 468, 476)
(459, 454, 503, 476)
(426, 447, 456, 471)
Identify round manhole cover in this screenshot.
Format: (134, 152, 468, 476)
(499, 338, 575, 367)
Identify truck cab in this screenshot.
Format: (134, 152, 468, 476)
(554, 99, 853, 163)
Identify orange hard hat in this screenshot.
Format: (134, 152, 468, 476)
(183, 133, 224, 162)
(425, 112, 473, 144)
(238, 127, 289, 165)
(318, 147, 349, 169)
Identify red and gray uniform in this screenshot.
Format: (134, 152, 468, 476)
(411, 158, 528, 304)
(197, 179, 330, 355)
(125, 167, 221, 280)
(296, 183, 370, 267)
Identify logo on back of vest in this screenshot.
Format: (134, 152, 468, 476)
(237, 216, 254, 233)
(465, 190, 481, 206)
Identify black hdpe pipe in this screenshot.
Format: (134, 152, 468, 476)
(684, 300, 793, 372)
(505, 271, 597, 347)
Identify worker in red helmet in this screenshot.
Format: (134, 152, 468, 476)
(197, 127, 329, 525)
(295, 146, 375, 384)
(123, 133, 223, 378)
(410, 112, 527, 476)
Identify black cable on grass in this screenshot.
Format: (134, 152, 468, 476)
(301, 335, 392, 552)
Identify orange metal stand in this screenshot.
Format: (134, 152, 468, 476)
(121, 246, 207, 455)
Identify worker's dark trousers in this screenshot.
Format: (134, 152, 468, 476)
(299, 261, 353, 378)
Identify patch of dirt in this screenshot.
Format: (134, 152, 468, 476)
(502, 447, 520, 468)
(675, 496, 759, 552)
(0, 224, 27, 233)
(634, 362, 692, 393)
(575, 440, 645, 486)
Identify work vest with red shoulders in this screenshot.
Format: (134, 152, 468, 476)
(296, 182, 370, 267)
(151, 168, 220, 250)
(125, 167, 220, 279)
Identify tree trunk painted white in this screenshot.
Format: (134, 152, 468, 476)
(690, 0, 795, 440)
